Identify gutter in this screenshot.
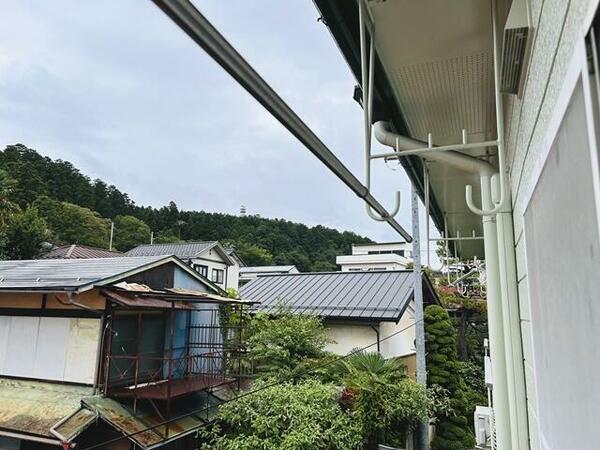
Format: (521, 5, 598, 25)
(50, 292, 103, 316)
(0, 429, 62, 447)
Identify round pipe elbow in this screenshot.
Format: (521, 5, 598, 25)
(373, 121, 495, 177)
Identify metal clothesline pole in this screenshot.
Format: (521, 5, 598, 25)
(151, 0, 412, 242)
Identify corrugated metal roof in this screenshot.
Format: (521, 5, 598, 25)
(81, 394, 216, 449)
(40, 244, 124, 259)
(105, 284, 255, 305)
(240, 270, 435, 321)
(126, 241, 217, 259)
(52, 408, 97, 442)
(0, 378, 93, 439)
(0, 256, 168, 290)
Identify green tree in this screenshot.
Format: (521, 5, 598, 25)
(152, 231, 180, 244)
(34, 197, 110, 248)
(312, 260, 337, 272)
(227, 241, 273, 266)
(0, 169, 18, 229)
(200, 380, 363, 450)
(248, 306, 332, 378)
(112, 215, 151, 251)
(335, 351, 442, 449)
(425, 305, 476, 450)
(4, 207, 50, 259)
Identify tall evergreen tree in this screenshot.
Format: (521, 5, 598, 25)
(425, 305, 476, 450)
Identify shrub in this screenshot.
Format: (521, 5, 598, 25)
(199, 380, 362, 450)
(337, 351, 446, 449)
(248, 306, 332, 379)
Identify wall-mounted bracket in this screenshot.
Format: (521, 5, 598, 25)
(359, 0, 402, 223)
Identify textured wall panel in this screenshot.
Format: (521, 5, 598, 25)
(524, 81, 600, 448)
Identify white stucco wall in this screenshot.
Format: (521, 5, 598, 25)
(504, 1, 600, 447)
(325, 324, 378, 356)
(379, 304, 416, 358)
(190, 255, 237, 290)
(227, 259, 240, 291)
(325, 309, 416, 359)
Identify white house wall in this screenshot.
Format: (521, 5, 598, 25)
(325, 315, 415, 359)
(325, 324, 377, 355)
(227, 260, 240, 290)
(190, 255, 237, 290)
(379, 305, 416, 358)
(504, 1, 600, 448)
(0, 317, 100, 384)
(64, 319, 102, 384)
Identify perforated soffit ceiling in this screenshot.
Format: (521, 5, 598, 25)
(367, 0, 509, 258)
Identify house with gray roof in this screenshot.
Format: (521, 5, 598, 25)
(240, 270, 439, 374)
(39, 244, 124, 260)
(0, 255, 251, 449)
(126, 241, 240, 290)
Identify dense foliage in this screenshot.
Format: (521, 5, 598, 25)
(0, 144, 372, 268)
(3, 207, 50, 259)
(425, 305, 476, 450)
(33, 196, 111, 248)
(433, 276, 488, 392)
(247, 306, 332, 379)
(200, 380, 363, 450)
(336, 352, 442, 449)
(211, 310, 447, 450)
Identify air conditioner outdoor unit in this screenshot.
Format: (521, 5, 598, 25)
(474, 406, 493, 449)
(500, 0, 531, 95)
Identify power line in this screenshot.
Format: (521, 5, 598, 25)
(78, 318, 423, 450)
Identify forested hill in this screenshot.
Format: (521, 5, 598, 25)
(0, 144, 372, 271)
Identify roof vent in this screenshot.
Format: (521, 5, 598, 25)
(500, 0, 531, 95)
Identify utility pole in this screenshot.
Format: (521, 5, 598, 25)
(109, 221, 114, 251)
(412, 184, 429, 449)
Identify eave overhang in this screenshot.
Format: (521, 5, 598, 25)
(311, 0, 445, 234)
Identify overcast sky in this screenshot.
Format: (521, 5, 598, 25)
(0, 0, 439, 256)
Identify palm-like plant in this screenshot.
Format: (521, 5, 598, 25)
(338, 350, 407, 389)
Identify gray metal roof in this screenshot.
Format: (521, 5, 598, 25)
(39, 244, 124, 259)
(0, 256, 170, 291)
(126, 241, 234, 265)
(240, 270, 438, 321)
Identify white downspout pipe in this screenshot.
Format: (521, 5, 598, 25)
(493, 176, 529, 450)
(373, 121, 512, 450)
